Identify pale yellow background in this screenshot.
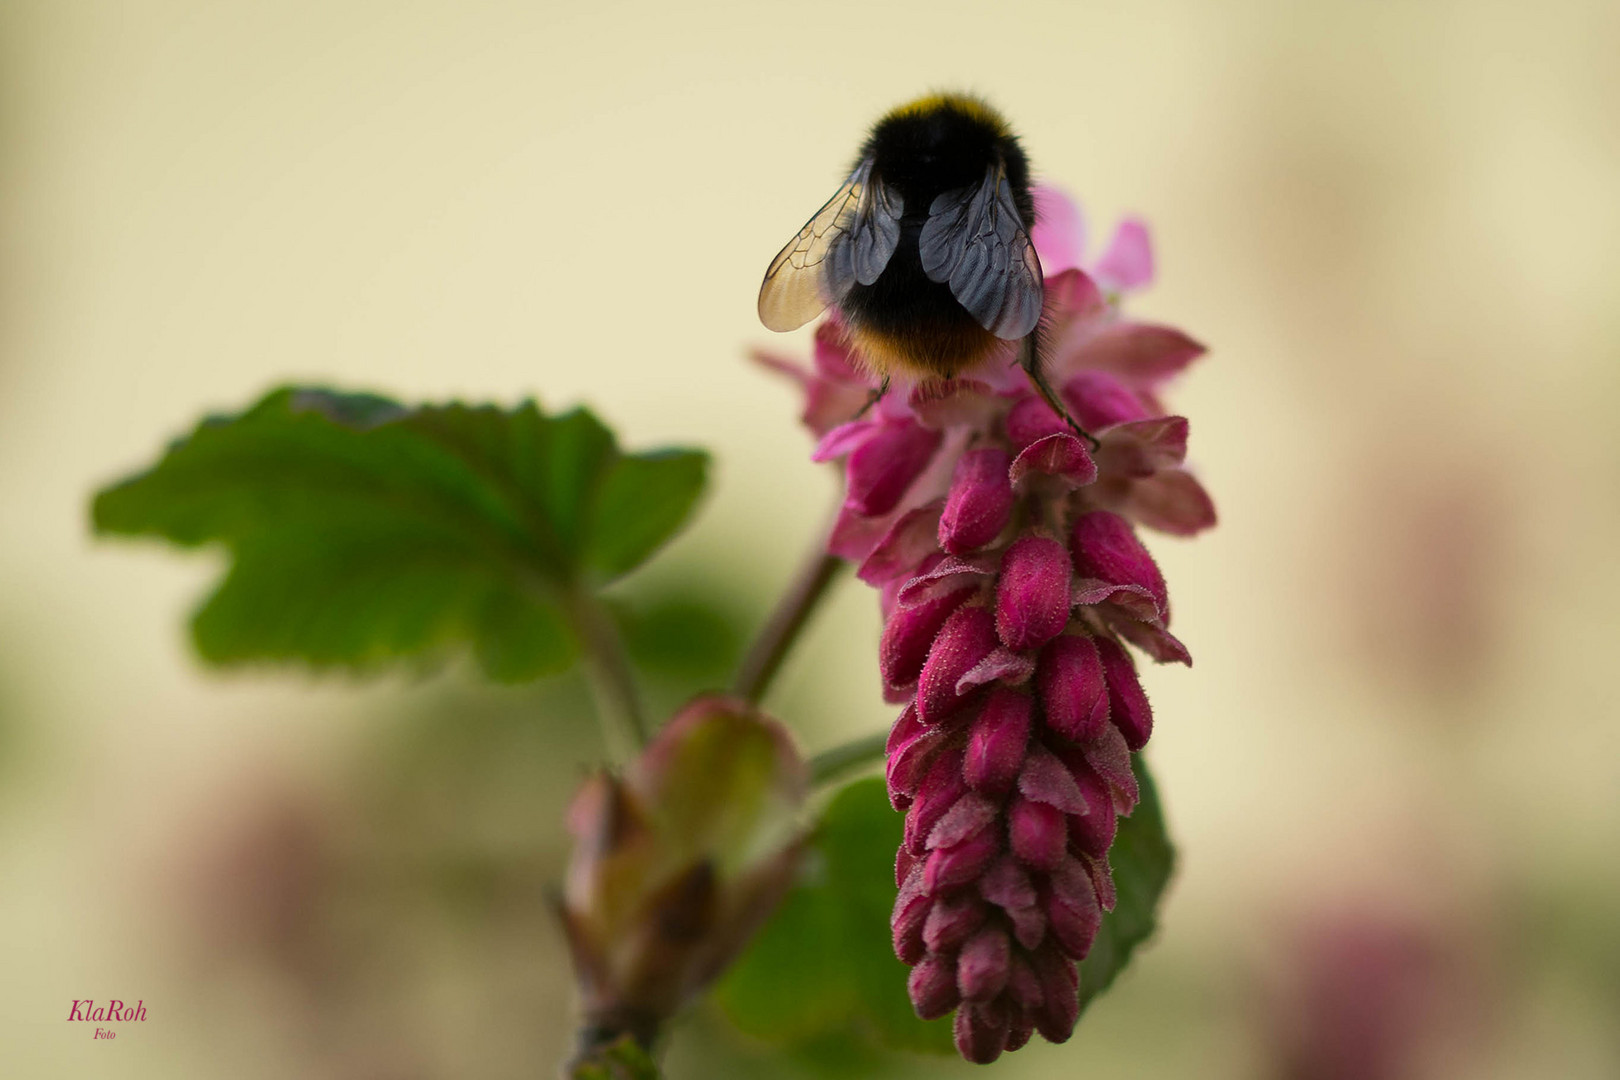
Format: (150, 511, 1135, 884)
(2, 1, 1618, 1077)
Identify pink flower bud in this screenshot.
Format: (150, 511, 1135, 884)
(1038, 635, 1109, 741)
(880, 586, 973, 693)
(1071, 510, 1168, 616)
(939, 447, 1014, 554)
(995, 535, 1073, 651)
(924, 824, 1002, 892)
(885, 708, 941, 809)
(958, 924, 1012, 1001)
(978, 854, 1037, 911)
(954, 998, 1011, 1064)
(1045, 859, 1102, 959)
(845, 419, 942, 517)
(1006, 952, 1044, 1010)
(892, 881, 930, 964)
(964, 689, 1032, 795)
(1095, 636, 1153, 750)
(1031, 945, 1080, 1043)
(1067, 765, 1118, 857)
(923, 892, 989, 953)
(1005, 1013, 1035, 1053)
(1009, 796, 1067, 871)
(917, 606, 998, 723)
(904, 747, 967, 854)
(909, 954, 961, 1020)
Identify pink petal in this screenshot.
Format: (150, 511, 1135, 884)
(1043, 268, 1107, 323)
(1063, 370, 1150, 431)
(894, 552, 998, 608)
(1107, 611, 1193, 666)
(1071, 578, 1163, 624)
(1123, 468, 1218, 536)
(908, 378, 1002, 429)
(810, 418, 877, 463)
(812, 320, 867, 383)
(1016, 747, 1091, 816)
(1062, 725, 1139, 812)
(1071, 511, 1169, 616)
(956, 648, 1036, 694)
(858, 500, 946, 586)
(1096, 415, 1189, 479)
(1031, 185, 1088, 275)
(846, 420, 943, 517)
(885, 719, 942, 808)
(826, 500, 893, 563)
(1038, 635, 1110, 742)
(1068, 321, 1206, 386)
(1010, 433, 1098, 489)
(996, 535, 1073, 651)
(939, 447, 1014, 554)
(928, 792, 1000, 850)
(1094, 217, 1154, 291)
(1084, 853, 1117, 912)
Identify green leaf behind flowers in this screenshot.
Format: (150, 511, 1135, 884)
(715, 757, 1175, 1058)
(92, 386, 707, 681)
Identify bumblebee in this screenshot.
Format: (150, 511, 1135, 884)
(760, 92, 1081, 432)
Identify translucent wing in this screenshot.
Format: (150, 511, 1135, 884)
(918, 161, 1044, 339)
(758, 157, 903, 332)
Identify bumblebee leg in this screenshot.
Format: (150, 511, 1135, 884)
(852, 375, 891, 421)
(1019, 335, 1099, 452)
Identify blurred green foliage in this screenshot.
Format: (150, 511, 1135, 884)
(91, 386, 707, 682)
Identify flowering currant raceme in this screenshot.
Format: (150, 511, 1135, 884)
(759, 188, 1215, 1063)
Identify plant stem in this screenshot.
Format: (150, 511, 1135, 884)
(807, 731, 888, 789)
(566, 588, 649, 761)
(731, 517, 846, 705)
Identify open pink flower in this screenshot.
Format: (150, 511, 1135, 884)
(762, 186, 1213, 1063)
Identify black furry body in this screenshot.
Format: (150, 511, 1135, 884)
(840, 98, 1037, 378)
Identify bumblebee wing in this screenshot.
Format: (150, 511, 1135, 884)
(918, 161, 1044, 340)
(758, 158, 903, 332)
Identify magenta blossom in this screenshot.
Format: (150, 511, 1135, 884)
(759, 187, 1214, 1063)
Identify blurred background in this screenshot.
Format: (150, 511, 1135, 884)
(2, 0, 1618, 1076)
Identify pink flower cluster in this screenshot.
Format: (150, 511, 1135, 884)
(761, 189, 1214, 1063)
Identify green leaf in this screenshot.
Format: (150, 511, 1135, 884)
(714, 777, 955, 1057)
(1078, 754, 1176, 1012)
(92, 386, 708, 680)
(715, 759, 1175, 1057)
